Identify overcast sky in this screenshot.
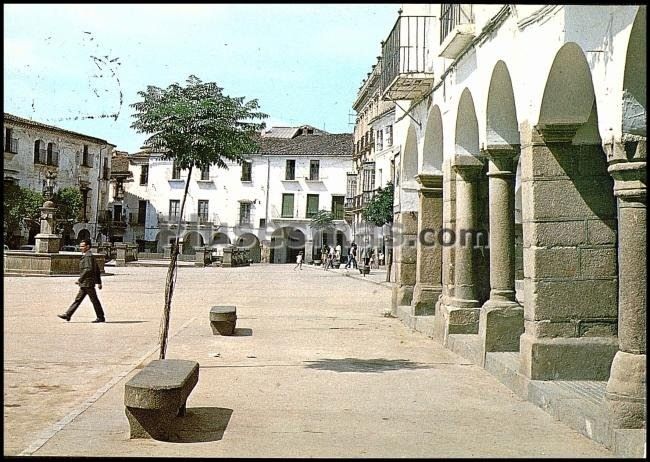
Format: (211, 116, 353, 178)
(4, 3, 401, 152)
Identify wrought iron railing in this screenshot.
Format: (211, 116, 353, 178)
(381, 15, 433, 95)
(440, 4, 474, 44)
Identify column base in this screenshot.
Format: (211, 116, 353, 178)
(434, 297, 480, 345)
(479, 299, 524, 355)
(391, 284, 414, 312)
(519, 333, 618, 380)
(411, 284, 442, 316)
(605, 351, 647, 429)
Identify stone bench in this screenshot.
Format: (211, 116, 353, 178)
(124, 359, 199, 440)
(210, 305, 237, 335)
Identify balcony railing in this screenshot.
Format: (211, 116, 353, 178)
(381, 14, 435, 100)
(345, 189, 380, 211)
(157, 212, 220, 225)
(439, 4, 475, 59)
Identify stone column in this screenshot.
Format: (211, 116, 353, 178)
(194, 246, 208, 267)
(391, 179, 419, 312)
(304, 238, 314, 264)
(115, 243, 127, 267)
(411, 173, 443, 316)
(222, 245, 234, 267)
(479, 145, 524, 358)
(440, 155, 483, 337)
(604, 141, 646, 429)
(163, 244, 172, 259)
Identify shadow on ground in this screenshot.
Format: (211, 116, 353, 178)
(169, 407, 233, 443)
(303, 358, 433, 373)
(232, 328, 252, 336)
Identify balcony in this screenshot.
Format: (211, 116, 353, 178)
(344, 189, 380, 212)
(157, 212, 220, 226)
(439, 4, 475, 59)
(381, 14, 435, 101)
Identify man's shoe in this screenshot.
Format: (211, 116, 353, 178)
(91, 318, 105, 323)
(57, 313, 70, 321)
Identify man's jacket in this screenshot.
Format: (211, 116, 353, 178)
(78, 251, 102, 288)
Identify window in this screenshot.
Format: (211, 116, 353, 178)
(172, 161, 181, 179)
(285, 159, 295, 180)
(82, 145, 92, 167)
(113, 204, 123, 222)
(377, 168, 383, 187)
(200, 165, 210, 181)
(239, 202, 251, 225)
(386, 125, 393, 147)
(346, 173, 357, 200)
(103, 158, 110, 180)
(259, 218, 266, 228)
(306, 194, 319, 218)
(376, 129, 383, 151)
(139, 165, 149, 185)
(362, 162, 376, 192)
(46, 142, 59, 166)
(309, 160, 320, 180)
(281, 193, 294, 217)
(169, 200, 180, 220)
(198, 200, 209, 221)
(33, 140, 46, 164)
(5, 128, 18, 153)
(137, 200, 147, 224)
(241, 161, 252, 181)
(331, 196, 345, 220)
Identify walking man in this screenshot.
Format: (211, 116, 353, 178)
(58, 238, 105, 323)
(345, 243, 358, 269)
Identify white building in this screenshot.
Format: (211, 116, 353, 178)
(364, 3, 646, 445)
(115, 125, 353, 263)
(3, 113, 115, 247)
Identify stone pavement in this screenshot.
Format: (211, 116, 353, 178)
(3, 264, 614, 457)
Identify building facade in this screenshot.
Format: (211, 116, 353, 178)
(115, 125, 353, 263)
(3, 113, 115, 247)
(347, 54, 399, 259)
(364, 3, 645, 440)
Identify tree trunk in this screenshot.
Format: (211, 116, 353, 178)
(159, 166, 193, 360)
(385, 222, 393, 283)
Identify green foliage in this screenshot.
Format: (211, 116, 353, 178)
(362, 182, 394, 227)
(130, 74, 268, 170)
(310, 209, 335, 231)
(3, 183, 43, 237)
(53, 187, 83, 233)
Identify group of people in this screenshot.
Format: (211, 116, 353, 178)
(310, 242, 383, 271)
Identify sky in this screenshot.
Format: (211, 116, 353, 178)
(4, 3, 401, 153)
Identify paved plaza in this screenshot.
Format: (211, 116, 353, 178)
(3, 263, 613, 457)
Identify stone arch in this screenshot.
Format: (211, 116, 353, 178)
(155, 230, 175, 253)
(270, 226, 305, 264)
(181, 231, 203, 255)
(422, 105, 443, 173)
(77, 228, 91, 242)
(519, 42, 619, 380)
(538, 43, 595, 127)
(211, 232, 231, 245)
(455, 88, 480, 157)
(486, 61, 519, 146)
(622, 7, 646, 137)
(236, 232, 261, 263)
(402, 123, 419, 183)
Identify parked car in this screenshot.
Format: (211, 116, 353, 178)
(19, 245, 35, 251)
(61, 245, 80, 252)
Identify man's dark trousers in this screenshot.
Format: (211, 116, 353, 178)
(65, 287, 105, 319)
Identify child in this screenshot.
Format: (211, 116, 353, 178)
(294, 250, 304, 270)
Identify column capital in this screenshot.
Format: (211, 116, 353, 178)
(608, 161, 646, 202)
(452, 155, 483, 179)
(415, 172, 443, 189)
(482, 143, 520, 159)
(534, 123, 581, 144)
(603, 135, 646, 165)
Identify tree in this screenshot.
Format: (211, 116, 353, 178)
(361, 182, 394, 281)
(309, 209, 335, 231)
(53, 187, 83, 242)
(3, 183, 43, 245)
(131, 75, 267, 359)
